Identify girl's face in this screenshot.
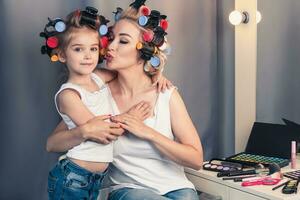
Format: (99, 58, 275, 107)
(59, 27, 99, 76)
(106, 19, 143, 70)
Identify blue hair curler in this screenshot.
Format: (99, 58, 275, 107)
(99, 24, 108, 36)
(150, 56, 160, 68)
(138, 16, 148, 26)
(55, 21, 66, 32)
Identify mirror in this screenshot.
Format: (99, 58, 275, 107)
(257, 0, 300, 124)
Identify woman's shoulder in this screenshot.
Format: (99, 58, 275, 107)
(160, 86, 178, 100)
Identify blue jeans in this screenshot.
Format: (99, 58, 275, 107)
(47, 158, 107, 200)
(108, 188, 198, 200)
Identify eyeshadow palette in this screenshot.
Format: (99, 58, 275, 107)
(284, 170, 300, 180)
(202, 159, 242, 173)
(225, 152, 289, 168)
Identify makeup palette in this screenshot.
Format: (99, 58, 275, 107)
(284, 170, 300, 180)
(225, 152, 289, 168)
(203, 159, 242, 173)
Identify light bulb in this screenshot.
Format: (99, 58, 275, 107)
(256, 11, 262, 24)
(229, 10, 243, 25)
(229, 11, 249, 25)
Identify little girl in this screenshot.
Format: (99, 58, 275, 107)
(41, 7, 171, 200)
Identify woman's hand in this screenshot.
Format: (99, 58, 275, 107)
(82, 115, 125, 144)
(110, 113, 153, 140)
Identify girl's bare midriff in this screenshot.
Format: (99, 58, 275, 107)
(70, 158, 109, 173)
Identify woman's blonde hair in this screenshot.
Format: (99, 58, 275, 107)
(118, 6, 170, 76)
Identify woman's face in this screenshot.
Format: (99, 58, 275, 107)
(106, 19, 143, 70)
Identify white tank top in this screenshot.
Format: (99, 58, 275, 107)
(106, 87, 195, 194)
(54, 73, 114, 162)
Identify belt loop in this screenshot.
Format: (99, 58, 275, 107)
(59, 158, 69, 170)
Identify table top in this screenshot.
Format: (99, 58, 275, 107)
(185, 160, 300, 200)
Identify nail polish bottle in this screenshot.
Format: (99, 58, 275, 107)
(291, 141, 296, 169)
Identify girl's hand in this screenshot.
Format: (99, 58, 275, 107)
(127, 101, 152, 120)
(110, 101, 152, 123)
(82, 115, 124, 144)
(111, 113, 153, 140)
(152, 73, 173, 93)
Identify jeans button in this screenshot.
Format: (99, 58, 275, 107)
(95, 174, 100, 179)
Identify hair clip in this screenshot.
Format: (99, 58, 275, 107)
(113, 7, 123, 22)
(130, 0, 146, 10)
(139, 10, 160, 30)
(41, 44, 59, 62)
(80, 6, 110, 36)
(80, 6, 100, 29)
(118, 0, 170, 66)
(140, 47, 155, 60)
(151, 27, 167, 47)
(40, 18, 64, 61)
(136, 42, 156, 60)
(78, 7, 110, 52)
(42, 17, 66, 38)
(40, 7, 110, 63)
(41, 45, 52, 58)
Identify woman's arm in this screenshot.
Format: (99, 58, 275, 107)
(162, 89, 203, 169)
(46, 120, 84, 152)
(116, 89, 203, 170)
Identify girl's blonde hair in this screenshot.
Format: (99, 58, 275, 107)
(56, 10, 101, 52)
(52, 10, 102, 83)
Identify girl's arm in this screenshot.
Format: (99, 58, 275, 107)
(94, 68, 173, 92)
(47, 89, 123, 152)
(46, 115, 124, 152)
(58, 89, 96, 125)
(47, 99, 151, 153)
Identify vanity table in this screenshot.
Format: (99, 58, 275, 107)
(185, 161, 300, 200)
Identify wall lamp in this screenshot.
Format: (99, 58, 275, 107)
(229, 10, 261, 25)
